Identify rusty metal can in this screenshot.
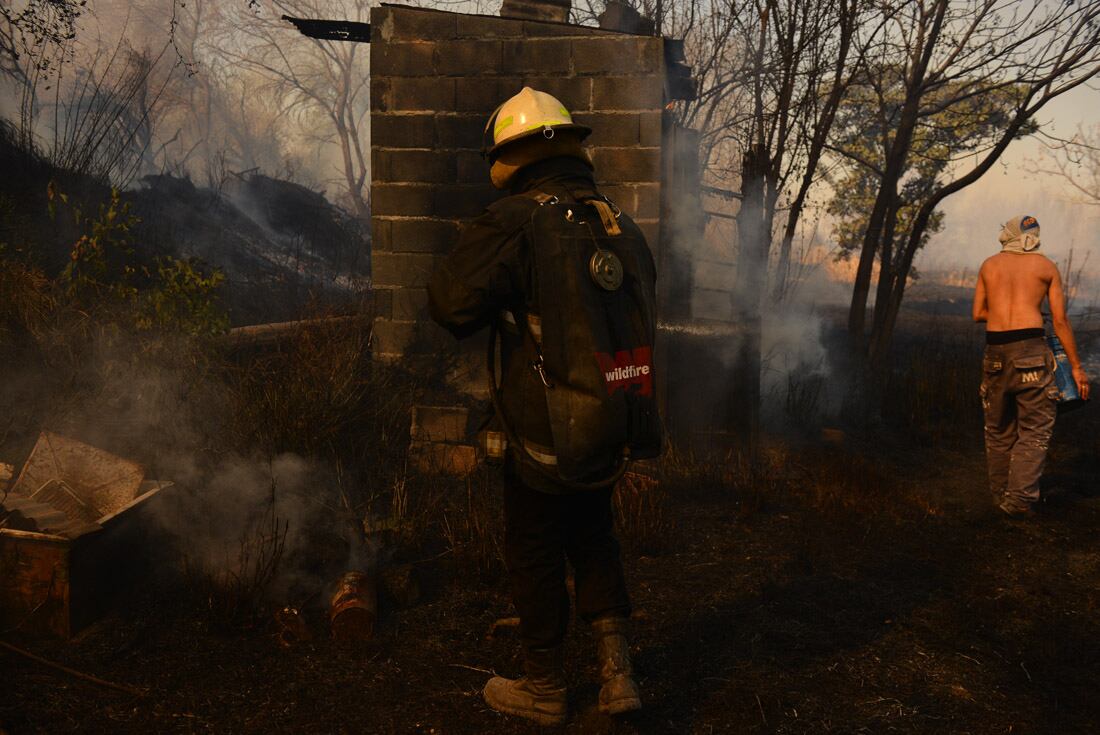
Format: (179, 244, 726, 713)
(329, 571, 376, 641)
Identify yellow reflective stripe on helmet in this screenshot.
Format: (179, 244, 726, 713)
(494, 115, 514, 139)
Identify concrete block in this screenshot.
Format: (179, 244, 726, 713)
(456, 150, 490, 183)
(370, 78, 391, 112)
(598, 184, 638, 215)
(635, 219, 660, 250)
(371, 41, 435, 77)
(390, 218, 460, 253)
(639, 110, 664, 146)
(371, 216, 393, 250)
(571, 112, 640, 147)
(372, 316, 456, 357)
(372, 183, 435, 216)
(457, 14, 525, 38)
(523, 21, 609, 37)
(373, 149, 456, 184)
(434, 39, 504, 76)
(501, 38, 572, 75)
(634, 182, 662, 220)
(372, 113, 434, 148)
(393, 288, 431, 320)
(432, 185, 500, 218)
(520, 76, 593, 111)
(573, 36, 662, 75)
(456, 77, 513, 112)
(371, 317, 414, 356)
(435, 114, 486, 149)
(592, 74, 664, 110)
(409, 441, 478, 476)
(411, 405, 470, 442)
(372, 252, 439, 288)
(371, 287, 394, 320)
(376, 6, 457, 41)
(591, 146, 661, 182)
(387, 78, 457, 112)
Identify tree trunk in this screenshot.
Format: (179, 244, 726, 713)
(866, 100, 1040, 366)
(734, 144, 770, 448)
(773, 0, 857, 301)
(846, 0, 949, 345)
(870, 199, 901, 341)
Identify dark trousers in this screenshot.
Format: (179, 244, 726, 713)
(503, 463, 631, 653)
(981, 337, 1058, 507)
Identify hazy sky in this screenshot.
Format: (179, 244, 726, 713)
(929, 83, 1100, 275)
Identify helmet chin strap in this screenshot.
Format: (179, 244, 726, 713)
(481, 101, 506, 159)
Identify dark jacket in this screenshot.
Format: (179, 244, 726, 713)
(428, 156, 610, 493)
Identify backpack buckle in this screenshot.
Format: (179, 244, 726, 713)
(531, 355, 554, 389)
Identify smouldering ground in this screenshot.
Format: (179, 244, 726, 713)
(2, 411, 1099, 734)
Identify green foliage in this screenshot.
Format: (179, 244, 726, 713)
(55, 184, 140, 303)
(136, 257, 229, 337)
(827, 72, 1033, 270)
(49, 182, 228, 336)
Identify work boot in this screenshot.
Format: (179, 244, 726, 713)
(592, 616, 642, 715)
(483, 647, 567, 725)
(999, 499, 1035, 518)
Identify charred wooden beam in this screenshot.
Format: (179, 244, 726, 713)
(282, 15, 371, 42)
(220, 314, 373, 350)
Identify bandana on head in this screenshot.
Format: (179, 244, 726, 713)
(999, 214, 1041, 253)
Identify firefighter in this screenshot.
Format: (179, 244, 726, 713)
(428, 87, 657, 725)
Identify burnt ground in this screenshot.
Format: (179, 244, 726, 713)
(2, 411, 1099, 735)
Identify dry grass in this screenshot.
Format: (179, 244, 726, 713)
(613, 468, 672, 554)
(439, 469, 506, 575)
(181, 479, 290, 629)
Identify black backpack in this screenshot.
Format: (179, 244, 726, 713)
(489, 193, 662, 487)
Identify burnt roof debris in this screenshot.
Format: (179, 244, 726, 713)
(282, 15, 372, 42)
(0, 493, 103, 539)
(500, 0, 571, 23)
(664, 39, 697, 101)
(0, 433, 172, 540)
(598, 0, 656, 35)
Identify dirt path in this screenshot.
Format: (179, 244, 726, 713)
(3, 416, 1099, 734)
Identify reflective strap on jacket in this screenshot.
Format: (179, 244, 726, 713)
(500, 309, 521, 336)
(523, 438, 557, 467)
(590, 198, 622, 236)
(500, 310, 542, 344)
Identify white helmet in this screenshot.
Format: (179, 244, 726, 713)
(483, 87, 591, 161)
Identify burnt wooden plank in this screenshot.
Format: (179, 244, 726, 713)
(282, 15, 371, 42)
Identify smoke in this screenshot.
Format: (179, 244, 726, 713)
(155, 450, 371, 603)
(0, 315, 371, 609)
(0, 0, 365, 204)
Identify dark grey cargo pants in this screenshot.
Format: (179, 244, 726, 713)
(980, 337, 1059, 510)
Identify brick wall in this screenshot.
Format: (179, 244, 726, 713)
(369, 4, 668, 376)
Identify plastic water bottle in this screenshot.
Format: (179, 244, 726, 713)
(1047, 330, 1084, 411)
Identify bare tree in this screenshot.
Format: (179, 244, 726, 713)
(838, 0, 1100, 364)
(212, 0, 371, 219)
(1032, 124, 1100, 208)
(140, 0, 291, 185)
(652, 0, 880, 303)
(47, 35, 173, 186)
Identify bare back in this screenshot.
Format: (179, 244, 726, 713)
(975, 252, 1055, 331)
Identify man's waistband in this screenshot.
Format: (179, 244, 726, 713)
(986, 327, 1045, 345)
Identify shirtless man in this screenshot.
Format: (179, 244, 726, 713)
(972, 214, 1090, 516)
